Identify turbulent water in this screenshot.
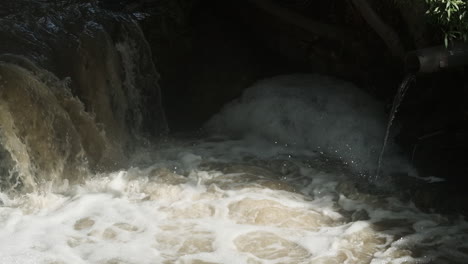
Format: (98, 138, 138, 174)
(207, 75, 414, 178)
(1, 71, 468, 263)
(0, 138, 468, 264)
(0, 1, 467, 264)
(0, 2, 166, 191)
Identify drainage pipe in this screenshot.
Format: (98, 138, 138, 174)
(405, 42, 468, 73)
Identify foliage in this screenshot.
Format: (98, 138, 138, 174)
(425, 0, 468, 45)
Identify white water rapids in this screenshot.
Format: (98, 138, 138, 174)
(0, 136, 467, 264)
(0, 74, 467, 263)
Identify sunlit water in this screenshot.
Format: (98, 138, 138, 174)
(0, 137, 467, 264)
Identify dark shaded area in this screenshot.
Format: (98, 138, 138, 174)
(395, 70, 468, 215)
(137, 0, 407, 131)
(139, 0, 305, 131)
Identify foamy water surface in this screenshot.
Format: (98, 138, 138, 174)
(0, 138, 467, 264)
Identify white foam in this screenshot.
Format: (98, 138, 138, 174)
(0, 138, 466, 263)
(206, 74, 414, 176)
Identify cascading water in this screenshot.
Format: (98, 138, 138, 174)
(375, 73, 415, 179)
(0, 2, 467, 264)
(0, 1, 167, 191)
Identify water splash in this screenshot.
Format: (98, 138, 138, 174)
(375, 73, 415, 179)
(1, 138, 467, 264)
(0, 2, 167, 192)
(207, 74, 413, 176)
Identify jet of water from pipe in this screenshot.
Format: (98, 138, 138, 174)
(375, 73, 415, 179)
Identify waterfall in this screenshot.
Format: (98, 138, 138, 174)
(0, 2, 167, 192)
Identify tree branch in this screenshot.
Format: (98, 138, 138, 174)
(350, 0, 405, 58)
(247, 0, 355, 43)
